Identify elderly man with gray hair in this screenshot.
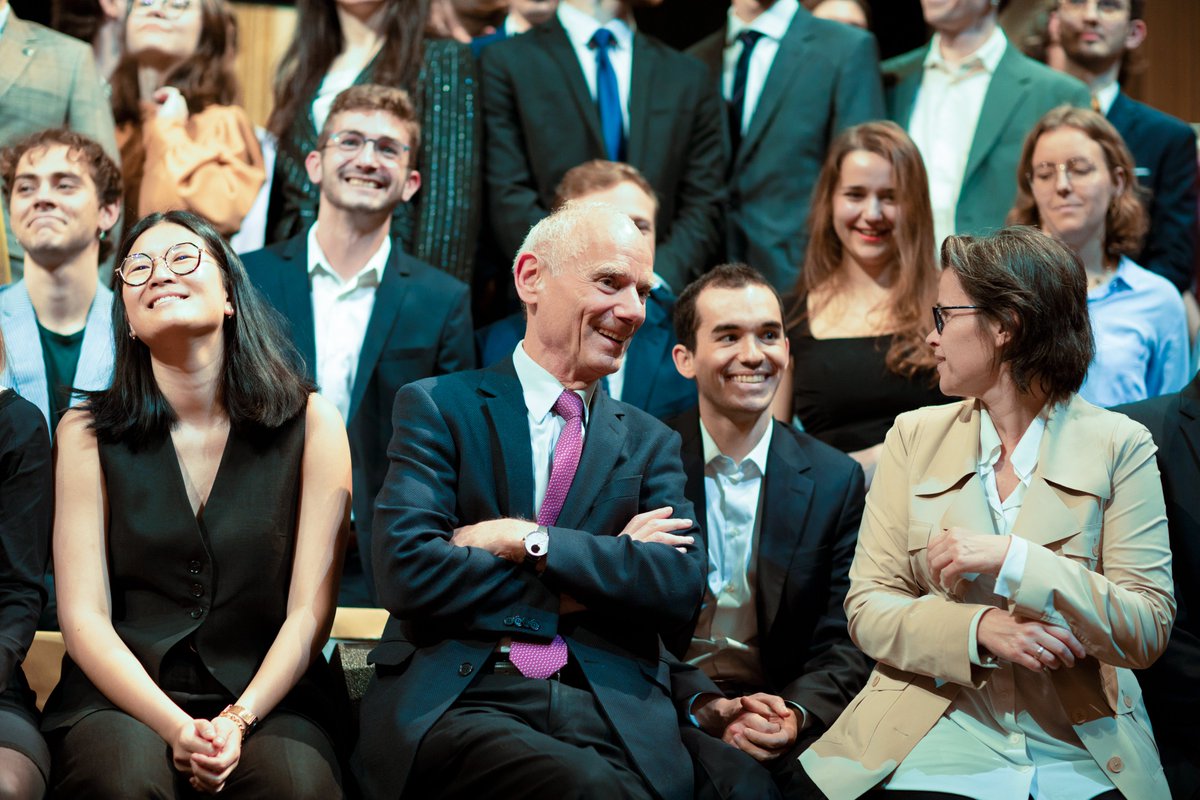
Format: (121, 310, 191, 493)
(356, 203, 707, 800)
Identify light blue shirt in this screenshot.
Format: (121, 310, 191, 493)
(1079, 256, 1189, 408)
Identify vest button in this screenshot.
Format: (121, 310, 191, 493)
(190, 608, 205, 619)
(188, 561, 202, 574)
(458, 662, 473, 677)
(191, 584, 204, 598)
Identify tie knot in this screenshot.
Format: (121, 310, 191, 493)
(552, 389, 584, 421)
(738, 30, 765, 49)
(590, 27, 616, 51)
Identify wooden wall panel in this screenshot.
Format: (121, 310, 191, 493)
(231, 3, 297, 129)
(1132, 0, 1200, 123)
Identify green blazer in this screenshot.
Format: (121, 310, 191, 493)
(884, 41, 1090, 238)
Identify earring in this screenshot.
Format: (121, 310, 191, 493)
(128, 328, 137, 340)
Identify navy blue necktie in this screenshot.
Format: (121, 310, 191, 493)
(728, 30, 765, 155)
(590, 28, 625, 162)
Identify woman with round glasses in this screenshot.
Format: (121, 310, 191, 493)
(264, 0, 480, 283)
(43, 211, 349, 796)
(110, 0, 264, 238)
(788, 226, 1174, 800)
(773, 121, 946, 485)
(0, 329, 53, 800)
(1007, 104, 1188, 407)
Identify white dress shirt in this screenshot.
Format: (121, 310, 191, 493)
(721, 0, 799, 135)
(557, 3, 634, 136)
(307, 223, 390, 423)
(908, 27, 1008, 248)
(1094, 80, 1120, 116)
(685, 419, 773, 688)
(512, 341, 596, 515)
(886, 408, 1115, 800)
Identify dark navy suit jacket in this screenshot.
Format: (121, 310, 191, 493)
(355, 359, 705, 800)
(475, 287, 696, 420)
(243, 236, 474, 603)
(663, 412, 870, 733)
(1108, 91, 1199, 292)
(1116, 376, 1200, 798)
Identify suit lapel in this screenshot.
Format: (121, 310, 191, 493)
(620, 291, 670, 410)
(690, 29, 723, 78)
(737, 11, 811, 169)
(72, 283, 115, 399)
(0, 283, 50, 422)
(675, 409, 708, 541)
(912, 400, 994, 534)
(757, 422, 814, 636)
(627, 33, 659, 166)
(0, 18, 37, 104)
(963, 46, 1029, 187)
(278, 238, 318, 378)
(887, 47, 926, 128)
(541, 21, 606, 155)
(480, 361, 536, 521)
(348, 249, 410, 422)
(556, 390, 626, 531)
(1176, 379, 1200, 487)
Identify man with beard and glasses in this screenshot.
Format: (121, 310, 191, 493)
(244, 84, 474, 607)
(1050, 0, 1198, 292)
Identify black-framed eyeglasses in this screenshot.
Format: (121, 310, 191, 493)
(932, 305, 981, 334)
(130, 0, 192, 18)
(323, 130, 411, 163)
(118, 242, 203, 286)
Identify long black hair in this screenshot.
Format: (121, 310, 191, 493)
(87, 210, 314, 445)
(266, 0, 429, 140)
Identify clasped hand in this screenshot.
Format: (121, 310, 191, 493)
(927, 527, 1011, 593)
(694, 693, 799, 762)
(171, 715, 244, 794)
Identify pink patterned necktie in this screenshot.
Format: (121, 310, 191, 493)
(508, 389, 583, 679)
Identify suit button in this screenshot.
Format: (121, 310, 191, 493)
(188, 560, 202, 574)
(1107, 756, 1124, 773)
(513, 616, 524, 628)
(503, 617, 515, 626)
(529, 620, 541, 631)
(871, 676, 879, 687)
(190, 608, 205, 619)
(191, 584, 204, 598)
(458, 662, 473, 677)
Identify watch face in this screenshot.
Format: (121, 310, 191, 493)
(526, 530, 549, 557)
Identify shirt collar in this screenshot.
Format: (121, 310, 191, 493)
(1094, 81, 1120, 116)
(726, 0, 798, 45)
(977, 407, 1046, 483)
(0, 5, 11, 37)
(306, 222, 390, 288)
(558, 3, 634, 52)
(699, 417, 774, 476)
(1087, 255, 1140, 301)
(925, 26, 1007, 75)
(512, 340, 596, 426)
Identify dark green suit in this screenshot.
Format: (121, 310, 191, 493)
(884, 39, 1090, 238)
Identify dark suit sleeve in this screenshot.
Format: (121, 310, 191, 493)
(831, 30, 885, 132)
(0, 399, 51, 693)
(779, 463, 870, 730)
(434, 282, 477, 374)
(372, 382, 560, 633)
(481, 47, 549, 261)
(653, 75, 727, 290)
(1141, 124, 1199, 292)
(542, 427, 707, 631)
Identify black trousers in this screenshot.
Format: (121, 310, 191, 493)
(49, 707, 342, 799)
(681, 725, 783, 800)
(406, 670, 655, 800)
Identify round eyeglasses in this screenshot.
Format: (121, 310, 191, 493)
(130, 0, 193, 19)
(118, 242, 203, 287)
(323, 130, 411, 164)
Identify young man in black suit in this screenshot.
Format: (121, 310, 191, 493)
(666, 264, 870, 796)
(480, 0, 726, 290)
(356, 203, 706, 800)
(1116, 375, 1200, 799)
(1053, 0, 1198, 291)
(242, 85, 474, 606)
